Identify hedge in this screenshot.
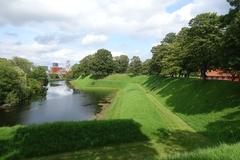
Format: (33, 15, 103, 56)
(12, 120, 148, 157)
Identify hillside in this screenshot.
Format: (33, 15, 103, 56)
(72, 74, 240, 143)
(1, 74, 240, 160)
(70, 74, 240, 159)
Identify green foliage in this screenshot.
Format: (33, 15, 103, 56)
(12, 120, 147, 157)
(113, 55, 129, 73)
(187, 13, 223, 79)
(70, 49, 116, 78)
(227, 0, 240, 8)
(222, 12, 240, 78)
(91, 49, 115, 76)
(0, 57, 47, 106)
(11, 57, 33, 75)
(4, 92, 20, 106)
(29, 66, 48, 86)
(161, 32, 177, 44)
(27, 78, 43, 96)
(49, 74, 59, 80)
(78, 55, 94, 77)
(128, 56, 142, 75)
(0, 61, 28, 105)
(142, 59, 152, 75)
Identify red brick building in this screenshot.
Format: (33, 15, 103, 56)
(206, 69, 239, 82)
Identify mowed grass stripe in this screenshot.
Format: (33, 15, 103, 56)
(137, 84, 194, 132)
(106, 83, 168, 138)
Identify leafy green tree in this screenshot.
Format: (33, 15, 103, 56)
(142, 59, 151, 75)
(78, 55, 94, 77)
(227, 0, 240, 9)
(0, 61, 28, 105)
(114, 55, 129, 73)
(161, 32, 177, 44)
(30, 66, 48, 86)
(187, 13, 223, 80)
(174, 27, 198, 77)
(222, 11, 240, 80)
(128, 56, 142, 75)
(12, 57, 33, 75)
(91, 49, 114, 76)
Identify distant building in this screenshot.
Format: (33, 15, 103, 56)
(50, 63, 68, 78)
(206, 69, 239, 82)
(52, 63, 59, 67)
(50, 63, 61, 74)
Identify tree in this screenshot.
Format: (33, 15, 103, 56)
(30, 66, 48, 86)
(187, 13, 223, 80)
(150, 45, 166, 74)
(227, 0, 240, 9)
(161, 32, 177, 44)
(174, 27, 198, 77)
(128, 56, 142, 75)
(0, 58, 47, 106)
(114, 55, 129, 73)
(91, 49, 114, 76)
(222, 11, 240, 80)
(78, 55, 94, 77)
(142, 59, 151, 75)
(12, 57, 33, 75)
(0, 61, 28, 105)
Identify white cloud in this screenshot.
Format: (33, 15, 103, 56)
(0, 0, 229, 38)
(81, 34, 108, 45)
(0, 0, 230, 65)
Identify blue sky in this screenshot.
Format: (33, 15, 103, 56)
(0, 0, 230, 67)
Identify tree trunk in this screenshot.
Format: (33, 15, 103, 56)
(200, 68, 207, 80)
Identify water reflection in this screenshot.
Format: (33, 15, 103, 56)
(0, 81, 98, 126)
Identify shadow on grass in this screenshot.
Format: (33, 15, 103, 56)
(153, 129, 212, 154)
(31, 142, 159, 160)
(204, 110, 240, 144)
(90, 75, 109, 80)
(143, 76, 240, 114)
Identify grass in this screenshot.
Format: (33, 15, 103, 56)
(29, 142, 240, 160)
(167, 143, 240, 160)
(0, 125, 21, 140)
(142, 76, 240, 143)
(70, 74, 240, 159)
(1, 74, 240, 159)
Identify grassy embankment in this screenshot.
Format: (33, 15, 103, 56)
(1, 74, 240, 159)
(47, 74, 239, 160)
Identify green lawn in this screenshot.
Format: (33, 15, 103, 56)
(69, 74, 240, 159)
(1, 74, 240, 160)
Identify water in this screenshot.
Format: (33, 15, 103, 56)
(0, 81, 99, 126)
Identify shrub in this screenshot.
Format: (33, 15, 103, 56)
(4, 92, 20, 106)
(13, 120, 147, 157)
(0, 140, 9, 156)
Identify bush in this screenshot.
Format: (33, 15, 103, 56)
(4, 92, 20, 106)
(13, 120, 147, 157)
(0, 140, 9, 156)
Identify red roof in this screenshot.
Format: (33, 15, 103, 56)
(206, 69, 232, 77)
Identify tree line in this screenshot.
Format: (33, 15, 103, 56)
(69, 0, 240, 80)
(0, 57, 48, 107)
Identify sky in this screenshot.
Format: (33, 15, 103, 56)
(0, 0, 230, 67)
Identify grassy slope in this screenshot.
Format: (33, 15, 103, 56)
(167, 143, 240, 160)
(72, 75, 196, 139)
(142, 76, 240, 143)
(0, 125, 21, 140)
(2, 74, 239, 159)
(70, 74, 240, 159)
(30, 143, 240, 160)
